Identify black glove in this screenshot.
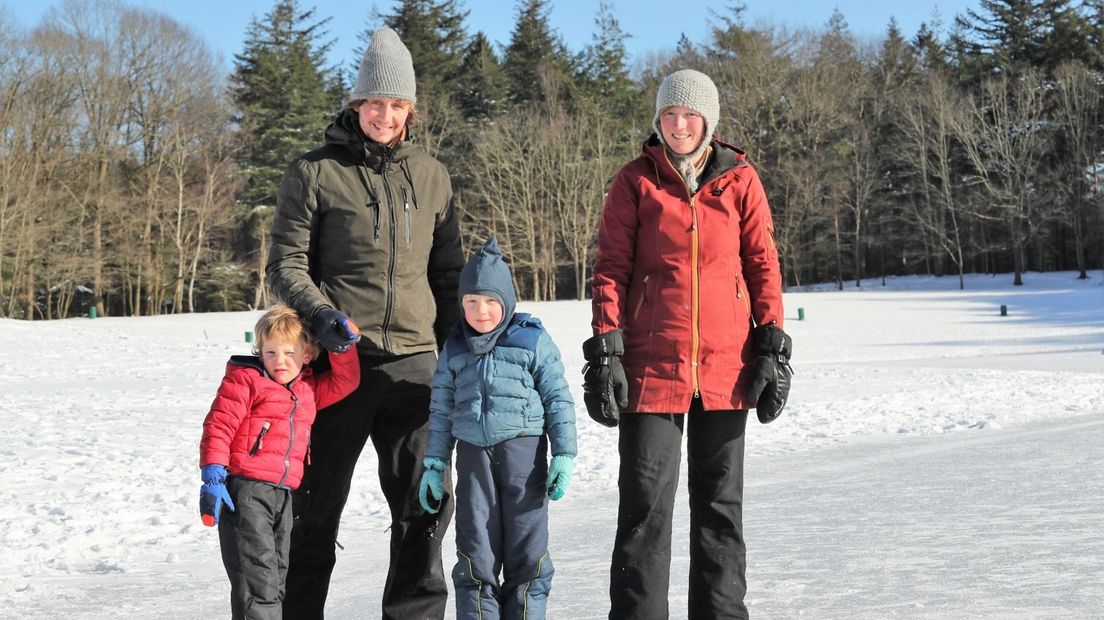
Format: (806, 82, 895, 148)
(746, 323, 793, 424)
(312, 307, 360, 353)
(581, 330, 629, 428)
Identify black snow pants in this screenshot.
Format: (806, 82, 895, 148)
(452, 436, 554, 620)
(609, 400, 749, 620)
(282, 351, 452, 620)
(218, 477, 293, 620)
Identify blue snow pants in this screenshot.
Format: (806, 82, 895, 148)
(453, 436, 554, 620)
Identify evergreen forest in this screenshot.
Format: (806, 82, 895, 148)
(2, 0, 1103, 319)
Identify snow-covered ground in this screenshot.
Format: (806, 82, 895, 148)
(2, 271, 1102, 619)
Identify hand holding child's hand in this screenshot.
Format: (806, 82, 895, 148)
(546, 455, 575, 501)
(312, 307, 361, 353)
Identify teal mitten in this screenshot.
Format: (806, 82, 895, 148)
(419, 456, 447, 514)
(546, 455, 575, 501)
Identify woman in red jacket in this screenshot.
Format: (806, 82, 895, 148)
(583, 69, 793, 619)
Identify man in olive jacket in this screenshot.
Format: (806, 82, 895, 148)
(266, 27, 464, 620)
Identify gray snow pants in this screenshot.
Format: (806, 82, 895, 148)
(453, 436, 554, 620)
(218, 477, 293, 620)
(609, 401, 749, 620)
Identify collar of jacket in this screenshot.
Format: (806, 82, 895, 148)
(324, 108, 414, 172)
(641, 133, 749, 190)
(449, 312, 540, 356)
(227, 354, 312, 388)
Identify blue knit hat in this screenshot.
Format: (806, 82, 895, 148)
(458, 238, 516, 355)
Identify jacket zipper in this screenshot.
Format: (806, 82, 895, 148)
(736, 274, 751, 315)
(381, 166, 398, 352)
(401, 187, 411, 246)
(249, 421, 271, 457)
(689, 194, 701, 398)
(631, 275, 650, 321)
(277, 392, 298, 487)
(480, 354, 492, 446)
(664, 152, 703, 398)
(356, 166, 382, 241)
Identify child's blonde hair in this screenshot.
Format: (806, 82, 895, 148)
(252, 304, 317, 357)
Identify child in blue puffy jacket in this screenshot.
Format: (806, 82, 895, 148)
(419, 237, 577, 620)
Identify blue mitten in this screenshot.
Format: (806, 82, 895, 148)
(546, 455, 575, 501)
(419, 457, 447, 514)
(200, 464, 235, 526)
(312, 307, 361, 353)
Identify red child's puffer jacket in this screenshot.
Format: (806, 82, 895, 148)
(199, 349, 359, 489)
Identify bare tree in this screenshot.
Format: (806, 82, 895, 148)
(467, 109, 545, 299)
(542, 98, 616, 299)
(951, 69, 1049, 286)
(1051, 61, 1102, 280)
(897, 73, 972, 289)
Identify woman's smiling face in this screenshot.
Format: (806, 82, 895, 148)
(659, 106, 705, 155)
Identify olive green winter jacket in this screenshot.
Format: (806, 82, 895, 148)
(267, 109, 464, 356)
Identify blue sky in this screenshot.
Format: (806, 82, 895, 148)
(5, 0, 979, 71)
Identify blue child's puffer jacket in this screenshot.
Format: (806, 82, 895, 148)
(426, 313, 577, 460)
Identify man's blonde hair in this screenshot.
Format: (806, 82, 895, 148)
(252, 304, 317, 357)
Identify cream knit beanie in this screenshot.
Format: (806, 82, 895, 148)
(652, 69, 720, 192)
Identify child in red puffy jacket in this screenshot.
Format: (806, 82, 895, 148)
(198, 303, 360, 619)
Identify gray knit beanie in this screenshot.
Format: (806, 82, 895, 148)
(349, 27, 417, 104)
(652, 69, 720, 192)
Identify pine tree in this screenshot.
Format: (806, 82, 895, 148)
(503, 0, 574, 107)
(950, 0, 1080, 77)
(576, 2, 641, 123)
(456, 32, 508, 121)
(875, 19, 920, 94)
(1087, 0, 1104, 70)
(913, 22, 950, 75)
(1033, 0, 1094, 72)
(230, 0, 340, 307)
(231, 0, 338, 209)
(378, 0, 468, 105)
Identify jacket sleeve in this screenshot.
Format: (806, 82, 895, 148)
(267, 158, 331, 319)
(736, 166, 784, 328)
(425, 345, 457, 461)
(533, 330, 577, 457)
(427, 178, 465, 350)
(309, 348, 361, 410)
(199, 369, 252, 468)
(591, 167, 639, 335)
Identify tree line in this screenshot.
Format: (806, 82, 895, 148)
(2, 0, 1102, 319)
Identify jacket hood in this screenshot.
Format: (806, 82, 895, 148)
(324, 108, 412, 171)
(458, 237, 516, 355)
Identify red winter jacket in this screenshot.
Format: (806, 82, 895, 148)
(592, 137, 783, 413)
(199, 349, 359, 489)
